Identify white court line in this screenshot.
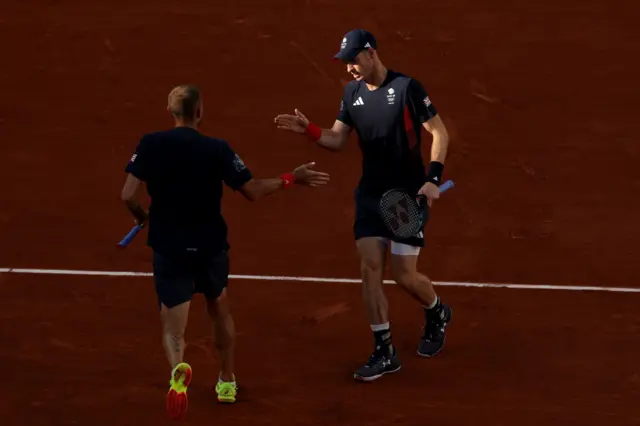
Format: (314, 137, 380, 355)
(1, 267, 640, 293)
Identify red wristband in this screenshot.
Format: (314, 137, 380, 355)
(280, 172, 295, 188)
(305, 122, 322, 141)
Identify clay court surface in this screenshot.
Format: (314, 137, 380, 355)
(1, 0, 639, 424)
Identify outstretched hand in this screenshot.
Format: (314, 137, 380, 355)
(292, 162, 330, 187)
(274, 109, 310, 134)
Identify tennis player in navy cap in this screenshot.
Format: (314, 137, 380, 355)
(274, 29, 452, 382)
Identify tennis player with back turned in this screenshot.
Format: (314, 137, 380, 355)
(121, 85, 330, 418)
(274, 29, 452, 382)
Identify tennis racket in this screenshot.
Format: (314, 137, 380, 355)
(379, 179, 455, 239)
(117, 223, 143, 248)
(117, 196, 151, 248)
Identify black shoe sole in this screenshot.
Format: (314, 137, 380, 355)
(353, 364, 402, 382)
(416, 336, 446, 358)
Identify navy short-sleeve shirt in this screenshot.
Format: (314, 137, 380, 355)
(337, 70, 438, 196)
(125, 127, 252, 254)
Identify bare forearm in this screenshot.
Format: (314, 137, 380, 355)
(241, 178, 284, 201)
(422, 127, 450, 185)
(430, 131, 449, 164)
(239, 162, 329, 201)
(316, 129, 346, 151)
(303, 121, 348, 151)
(121, 174, 148, 224)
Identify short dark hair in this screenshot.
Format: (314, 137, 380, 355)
(168, 85, 201, 119)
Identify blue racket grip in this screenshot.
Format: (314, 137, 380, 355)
(117, 224, 142, 247)
(438, 179, 455, 194)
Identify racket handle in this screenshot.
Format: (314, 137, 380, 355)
(117, 224, 142, 248)
(439, 179, 454, 193)
(416, 180, 454, 202)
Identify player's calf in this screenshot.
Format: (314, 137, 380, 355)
(389, 253, 437, 308)
(357, 238, 389, 324)
(354, 237, 401, 381)
(160, 301, 191, 368)
(389, 253, 452, 357)
(206, 289, 236, 386)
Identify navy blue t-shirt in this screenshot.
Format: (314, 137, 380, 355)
(337, 70, 438, 196)
(124, 127, 252, 254)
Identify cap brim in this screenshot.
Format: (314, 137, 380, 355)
(333, 49, 358, 62)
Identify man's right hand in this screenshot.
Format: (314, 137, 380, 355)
(274, 109, 310, 134)
(291, 162, 330, 187)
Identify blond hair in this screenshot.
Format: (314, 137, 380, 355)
(167, 85, 201, 119)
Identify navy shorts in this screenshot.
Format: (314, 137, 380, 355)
(152, 249, 229, 309)
(353, 187, 426, 249)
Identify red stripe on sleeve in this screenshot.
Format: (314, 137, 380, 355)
(404, 105, 418, 150)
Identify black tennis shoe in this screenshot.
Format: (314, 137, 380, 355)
(353, 345, 402, 382)
(418, 303, 452, 357)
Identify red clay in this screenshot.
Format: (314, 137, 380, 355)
(1, 275, 639, 425)
(1, 0, 639, 424)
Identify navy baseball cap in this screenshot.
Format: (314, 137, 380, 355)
(333, 29, 377, 62)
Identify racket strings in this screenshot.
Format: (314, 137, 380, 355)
(380, 192, 423, 238)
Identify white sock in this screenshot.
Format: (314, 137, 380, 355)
(424, 296, 439, 310)
(370, 322, 390, 332)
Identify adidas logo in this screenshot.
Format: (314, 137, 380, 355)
(353, 96, 364, 106)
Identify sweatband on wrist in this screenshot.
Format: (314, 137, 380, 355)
(426, 161, 444, 185)
(280, 172, 294, 188)
(304, 122, 322, 141)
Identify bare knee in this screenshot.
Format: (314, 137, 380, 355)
(392, 270, 418, 289)
(389, 255, 437, 306)
(357, 238, 386, 276)
(389, 255, 420, 289)
(207, 289, 231, 318)
(207, 290, 235, 349)
(361, 255, 384, 279)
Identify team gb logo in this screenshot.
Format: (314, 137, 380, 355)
(386, 88, 396, 105)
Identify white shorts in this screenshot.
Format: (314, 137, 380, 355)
(376, 237, 421, 256)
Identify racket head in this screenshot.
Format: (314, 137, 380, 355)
(379, 189, 428, 239)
